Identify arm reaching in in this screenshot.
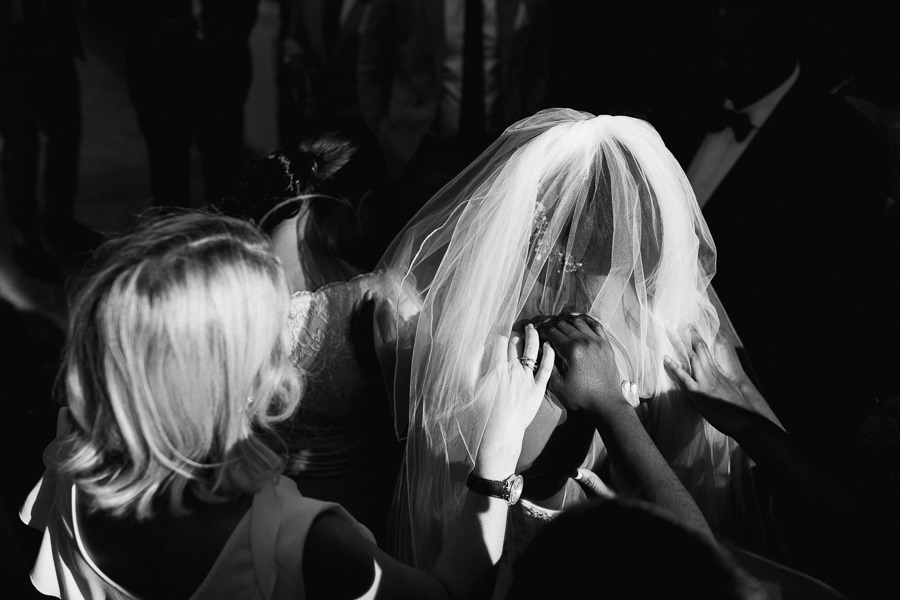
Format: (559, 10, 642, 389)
(665, 337, 842, 501)
(536, 313, 715, 543)
(705, 330, 785, 430)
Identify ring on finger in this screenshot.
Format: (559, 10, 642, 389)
(519, 356, 538, 372)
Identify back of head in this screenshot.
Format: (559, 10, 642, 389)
(221, 127, 384, 231)
(58, 210, 302, 519)
(505, 497, 766, 600)
(216, 130, 381, 277)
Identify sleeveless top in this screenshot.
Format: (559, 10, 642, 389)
(20, 455, 374, 600)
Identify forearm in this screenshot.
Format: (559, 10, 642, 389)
(725, 406, 847, 507)
(429, 492, 508, 600)
(590, 402, 715, 543)
(737, 381, 785, 431)
(430, 439, 520, 599)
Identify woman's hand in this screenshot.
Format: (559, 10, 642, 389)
(534, 313, 632, 417)
(664, 335, 761, 437)
(710, 332, 785, 430)
(665, 332, 784, 433)
(475, 324, 554, 479)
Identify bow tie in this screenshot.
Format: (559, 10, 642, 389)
(707, 106, 754, 142)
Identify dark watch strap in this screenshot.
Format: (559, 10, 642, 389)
(465, 472, 523, 505)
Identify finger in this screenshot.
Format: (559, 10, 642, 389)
(567, 313, 591, 334)
(579, 313, 605, 338)
(534, 343, 554, 387)
(554, 318, 583, 340)
(523, 323, 540, 361)
(692, 335, 714, 371)
(621, 380, 639, 407)
(531, 314, 557, 329)
(664, 355, 698, 391)
(374, 297, 397, 334)
(493, 334, 509, 366)
(508, 333, 522, 363)
(540, 325, 570, 352)
(573, 468, 615, 499)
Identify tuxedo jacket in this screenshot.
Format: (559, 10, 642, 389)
(680, 72, 892, 442)
(357, 0, 550, 178)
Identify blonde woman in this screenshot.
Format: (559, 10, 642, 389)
(19, 210, 553, 600)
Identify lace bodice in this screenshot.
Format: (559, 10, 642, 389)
(280, 270, 421, 476)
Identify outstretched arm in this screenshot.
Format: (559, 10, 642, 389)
(664, 338, 850, 511)
(536, 314, 715, 544)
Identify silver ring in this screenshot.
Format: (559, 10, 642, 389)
(519, 356, 538, 372)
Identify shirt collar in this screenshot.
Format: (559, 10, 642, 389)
(734, 62, 800, 129)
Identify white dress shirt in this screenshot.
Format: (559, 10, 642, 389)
(435, 0, 500, 137)
(687, 63, 800, 209)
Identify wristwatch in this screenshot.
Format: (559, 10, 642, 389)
(465, 472, 524, 505)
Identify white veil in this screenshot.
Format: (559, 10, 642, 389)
(375, 108, 763, 570)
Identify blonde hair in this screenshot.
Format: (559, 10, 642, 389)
(56, 210, 302, 519)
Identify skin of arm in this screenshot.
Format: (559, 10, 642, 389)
(304, 325, 554, 600)
(664, 339, 854, 516)
(705, 330, 785, 431)
(535, 314, 715, 544)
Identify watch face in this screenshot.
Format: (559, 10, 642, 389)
(507, 474, 524, 505)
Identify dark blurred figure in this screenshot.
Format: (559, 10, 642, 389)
(114, 0, 196, 208)
(671, 1, 893, 449)
(96, 0, 258, 209)
(357, 0, 550, 233)
(275, 0, 370, 149)
(194, 1, 259, 206)
(546, 3, 702, 129)
(505, 497, 774, 600)
(0, 0, 99, 281)
(0, 296, 63, 600)
(669, 8, 900, 592)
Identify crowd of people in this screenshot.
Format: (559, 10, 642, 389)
(2, 1, 900, 599)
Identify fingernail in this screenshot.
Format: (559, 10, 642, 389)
(663, 355, 672, 363)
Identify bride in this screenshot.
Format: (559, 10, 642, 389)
(371, 108, 778, 585)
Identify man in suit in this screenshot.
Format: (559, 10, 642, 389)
(277, 0, 371, 147)
(357, 0, 550, 225)
(675, 5, 894, 592)
(0, 0, 98, 280)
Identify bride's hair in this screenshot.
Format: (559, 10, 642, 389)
(377, 108, 752, 569)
